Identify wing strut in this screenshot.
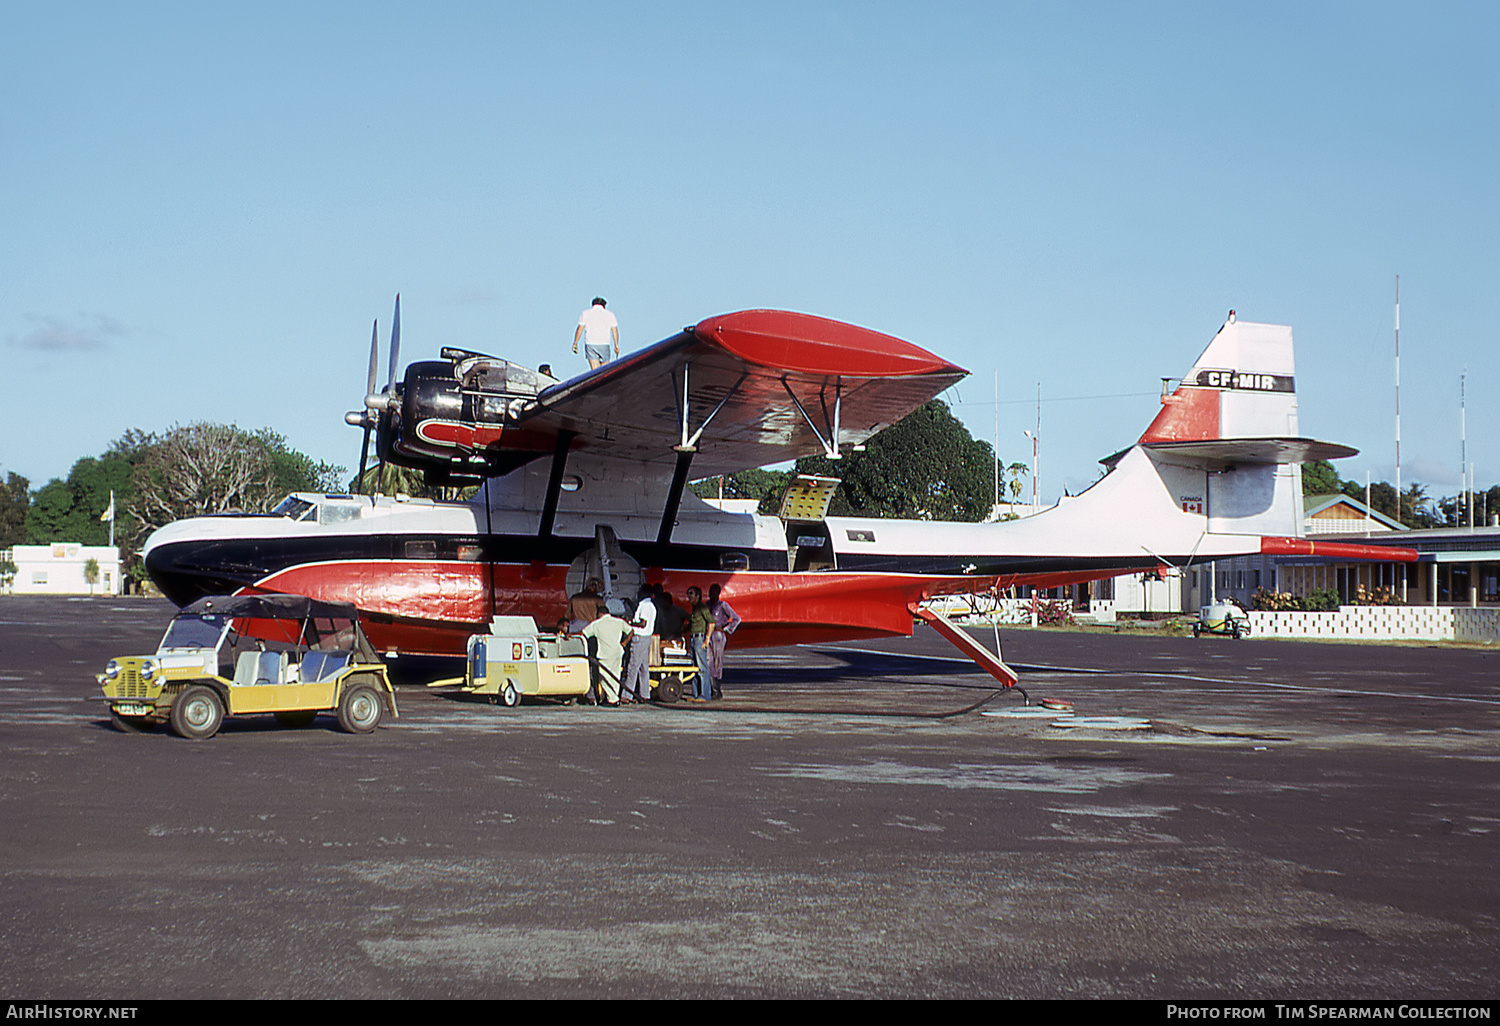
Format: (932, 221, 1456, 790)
(912, 605, 1024, 695)
(657, 448, 695, 546)
(782, 376, 843, 459)
(537, 430, 576, 539)
(671, 364, 748, 451)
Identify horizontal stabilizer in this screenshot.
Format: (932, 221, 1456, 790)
(1138, 437, 1356, 466)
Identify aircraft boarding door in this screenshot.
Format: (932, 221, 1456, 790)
(786, 521, 836, 572)
(779, 475, 840, 572)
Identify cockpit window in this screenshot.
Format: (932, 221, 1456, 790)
(318, 502, 363, 526)
(272, 496, 317, 521)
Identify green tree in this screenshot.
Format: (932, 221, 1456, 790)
(0, 472, 29, 548)
(83, 557, 100, 595)
(1301, 460, 1341, 497)
(14, 427, 337, 588)
(1301, 460, 1449, 528)
(1400, 483, 1438, 529)
(349, 463, 440, 500)
(1354, 480, 1400, 522)
(257, 429, 344, 496)
(24, 453, 137, 546)
(688, 400, 994, 521)
(1006, 461, 1029, 501)
(689, 467, 795, 515)
(796, 400, 995, 521)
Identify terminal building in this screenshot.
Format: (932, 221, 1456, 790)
(1049, 494, 1500, 622)
(1184, 495, 1500, 611)
(2, 544, 124, 596)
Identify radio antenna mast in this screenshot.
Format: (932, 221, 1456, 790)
(1394, 275, 1401, 526)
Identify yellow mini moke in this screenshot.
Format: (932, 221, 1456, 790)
(99, 594, 396, 739)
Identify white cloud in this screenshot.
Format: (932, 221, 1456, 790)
(8, 314, 127, 352)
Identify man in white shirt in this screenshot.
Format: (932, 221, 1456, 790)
(620, 588, 656, 704)
(581, 611, 631, 706)
(573, 297, 619, 369)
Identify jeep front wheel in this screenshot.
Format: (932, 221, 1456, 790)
(110, 711, 153, 734)
(170, 686, 224, 740)
(337, 685, 384, 734)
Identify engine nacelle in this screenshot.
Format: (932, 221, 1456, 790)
(373, 354, 560, 485)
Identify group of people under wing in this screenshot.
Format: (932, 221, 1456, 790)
(564, 580, 740, 707)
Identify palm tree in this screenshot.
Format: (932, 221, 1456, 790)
(83, 558, 100, 596)
(1400, 483, 1433, 528)
(1006, 462, 1029, 501)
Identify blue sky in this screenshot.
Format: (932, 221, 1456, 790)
(4, 2, 1496, 507)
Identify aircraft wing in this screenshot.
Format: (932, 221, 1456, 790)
(511, 310, 967, 478)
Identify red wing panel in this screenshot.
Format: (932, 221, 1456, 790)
(514, 310, 966, 478)
(694, 310, 960, 378)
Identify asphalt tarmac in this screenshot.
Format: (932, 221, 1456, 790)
(1, 596, 1496, 999)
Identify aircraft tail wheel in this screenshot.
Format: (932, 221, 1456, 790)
(500, 680, 521, 707)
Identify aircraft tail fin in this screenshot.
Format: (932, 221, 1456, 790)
(1106, 314, 1353, 539)
(1139, 313, 1299, 446)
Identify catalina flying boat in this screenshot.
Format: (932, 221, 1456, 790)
(143, 304, 1416, 685)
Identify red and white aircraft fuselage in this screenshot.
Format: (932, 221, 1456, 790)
(142, 309, 1414, 664)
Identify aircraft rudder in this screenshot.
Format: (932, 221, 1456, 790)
(1139, 315, 1298, 444)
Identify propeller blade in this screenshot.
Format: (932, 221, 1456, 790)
(386, 293, 401, 391)
(367, 318, 379, 398)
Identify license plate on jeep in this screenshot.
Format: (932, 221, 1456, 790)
(114, 703, 152, 717)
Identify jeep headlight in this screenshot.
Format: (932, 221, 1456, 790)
(140, 659, 157, 681)
(104, 660, 120, 680)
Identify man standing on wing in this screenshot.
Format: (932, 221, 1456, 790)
(573, 297, 619, 369)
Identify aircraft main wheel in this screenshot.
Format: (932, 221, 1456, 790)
(337, 685, 384, 734)
(170, 686, 224, 740)
(275, 710, 317, 728)
(110, 711, 153, 734)
(1192, 624, 1201, 638)
(500, 681, 520, 707)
